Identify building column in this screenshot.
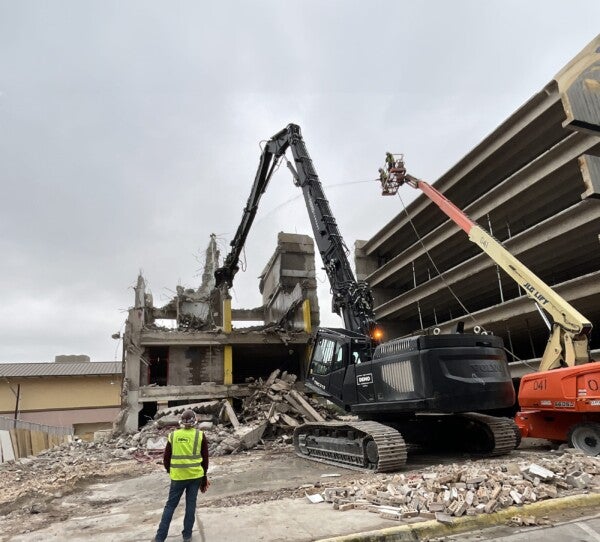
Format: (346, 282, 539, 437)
(120, 274, 146, 433)
(223, 296, 233, 385)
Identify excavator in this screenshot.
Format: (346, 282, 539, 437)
(215, 124, 519, 472)
(381, 156, 600, 455)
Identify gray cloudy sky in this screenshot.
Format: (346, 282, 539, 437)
(1, 1, 598, 362)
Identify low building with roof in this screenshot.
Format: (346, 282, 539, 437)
(0, 355, 122, 440)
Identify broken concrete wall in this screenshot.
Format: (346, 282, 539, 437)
(259, 232, 319, 327)
(166, 347, 191, 385)
(170, 346, 224, 385)
(152, 235, 221, 331)
(121, 306, 145, 431)
(138, 346, 225, 387)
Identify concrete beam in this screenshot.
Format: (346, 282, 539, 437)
(140, 330, 312, 346)
(231, 307, 265, 321)
(429, 270, 600, 335)
(580, 154, 600, 199)
(138, 383, 251, 402)
(555, 35, 600, 135)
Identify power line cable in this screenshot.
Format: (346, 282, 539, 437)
(395, 189, 530, 366)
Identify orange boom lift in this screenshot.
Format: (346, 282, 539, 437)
(379, 155, 600, 454)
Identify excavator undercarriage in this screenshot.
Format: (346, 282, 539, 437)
(293, 413, 519, 473)
(293, 421, 408, 472)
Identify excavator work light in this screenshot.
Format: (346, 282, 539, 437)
(372, 328, 383, 341)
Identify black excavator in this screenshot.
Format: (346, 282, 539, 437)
(215, 124, 519, 472)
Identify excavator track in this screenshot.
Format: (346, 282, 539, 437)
(455, 413, 519, 456)
(394, 413, 519, 457)
(293, 420, 407, 473)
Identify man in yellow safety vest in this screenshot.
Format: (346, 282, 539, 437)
(152, 409, 209, 542)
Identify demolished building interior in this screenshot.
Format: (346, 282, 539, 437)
(119, 232, 320, 432)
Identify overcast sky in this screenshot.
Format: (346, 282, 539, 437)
(1, 2, 598, 363)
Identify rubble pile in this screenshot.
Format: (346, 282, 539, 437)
(238, 369, 333, 431)
(131, 370, 337, 457)
(310, 449, 600, 524)
(0, 437, 146, 512)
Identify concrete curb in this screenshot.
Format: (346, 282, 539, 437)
(316, 492, 600, 542)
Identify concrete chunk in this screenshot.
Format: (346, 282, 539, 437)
(527, 464, 555, 481)
(235, 421, 268, 449)
(221, 400, 240, 429)
(285, 390, 325, 422)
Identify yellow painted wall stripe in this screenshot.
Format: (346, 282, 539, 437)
(302, 299, 312, 334)
(224, 344, 233, 385)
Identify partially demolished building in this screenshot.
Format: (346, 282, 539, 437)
(120, 232, 319, 431)
(355, 36, 600, 374)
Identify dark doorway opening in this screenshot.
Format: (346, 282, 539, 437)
(138, 401, 157, 429)
(148, 346, 169, 386)
(232, 344, 301, 384)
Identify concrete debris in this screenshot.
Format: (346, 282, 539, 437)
(306, 491, 325, 504)
(0, 436, 147, 514)
(0, 369, 335, 514)
(526, 463, 555, 481)
(145, 436, 168, 450)
(235, 421, 269, 449)
(324, 448, 600, 524)
(155, 401, 222, 419)
(130, 370, 337, 458)
(222, 400, 241, 429)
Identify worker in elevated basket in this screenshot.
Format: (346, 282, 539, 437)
(152, 409, 210, 542)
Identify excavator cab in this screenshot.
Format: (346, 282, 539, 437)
(305, 328, 372, 412)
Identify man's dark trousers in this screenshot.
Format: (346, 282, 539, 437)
(155, 477, 201, 541)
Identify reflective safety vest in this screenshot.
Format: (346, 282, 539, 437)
(168, 428, 204, 481)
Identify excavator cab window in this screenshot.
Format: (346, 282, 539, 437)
(351, 341, 372, 365)
(310, 337, 346, 376)
(331, 344, 345, 372)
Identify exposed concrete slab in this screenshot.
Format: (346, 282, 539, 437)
(555, 35, 600, 134)
(580, 154, 600, 199)
(138, 383, 252, 403)
(140, 330, 311, 346)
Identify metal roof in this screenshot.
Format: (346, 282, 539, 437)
(0, 361, 122, 378)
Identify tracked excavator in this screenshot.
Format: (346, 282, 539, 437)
(215, 124, 519, 472)
(382, 156, 600, 455)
